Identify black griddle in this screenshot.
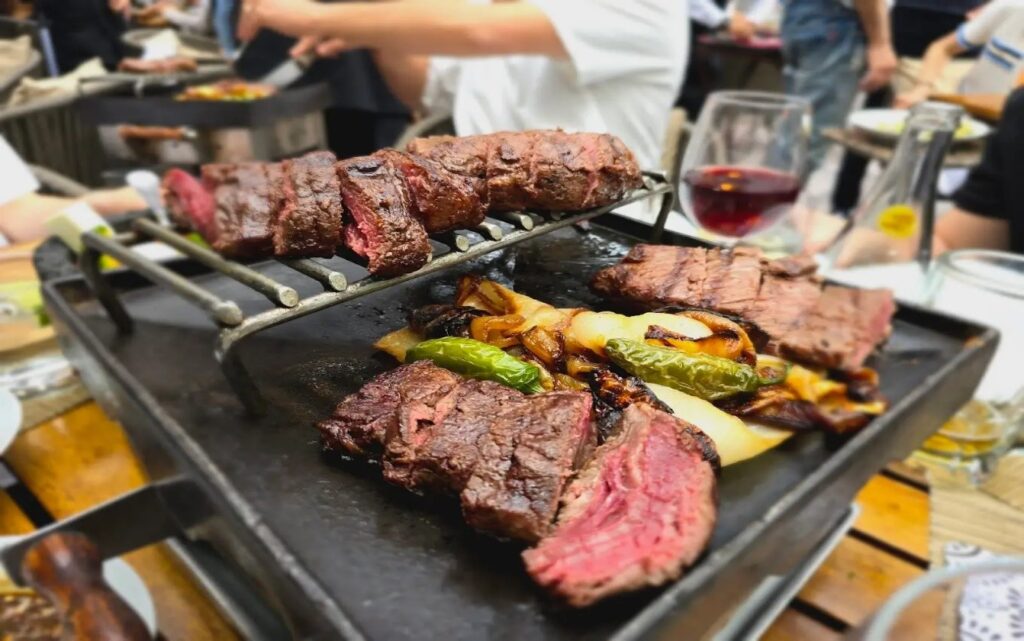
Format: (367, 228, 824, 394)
(38, 215, 997, 640)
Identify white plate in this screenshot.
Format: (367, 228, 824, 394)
(849, 108, 992, 143)
(0, 535, 158, 636)
(0, 387, 21, 456)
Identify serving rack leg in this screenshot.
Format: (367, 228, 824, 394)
(80, 245, 134, 334)
(649, 179, 677, 244)
(215, 334, 267, 416)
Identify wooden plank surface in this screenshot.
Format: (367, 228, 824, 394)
(760, 609, 843, 641)
(853, 475, 930, 561)
(0, 402, 240, 641)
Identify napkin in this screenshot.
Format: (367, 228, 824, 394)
(944, 542, 1024, 641)
(6, 58, 107, 108)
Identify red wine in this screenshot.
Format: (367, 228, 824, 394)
(684, 166, 800, 237)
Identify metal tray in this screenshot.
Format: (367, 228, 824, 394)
(39, 216, 997, 640)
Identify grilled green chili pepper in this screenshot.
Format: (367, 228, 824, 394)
(407, 337, 545, 394)
(605, 338, 784, 401)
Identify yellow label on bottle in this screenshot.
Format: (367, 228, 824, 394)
(876, 205, 918, 239)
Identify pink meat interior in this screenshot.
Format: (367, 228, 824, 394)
(162, 169, 215, 238)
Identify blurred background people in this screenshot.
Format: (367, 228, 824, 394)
(34, 0, 127, 72)
(238, 0, 687, 169)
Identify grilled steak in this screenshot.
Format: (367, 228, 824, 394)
(591, 245, 896, 370)
(317, 361, 462, 458)
(406, 131, 643, 212)
(275, 151, 343, 258)
(522, 403, 719, 607)
(198, 162, 281, 258)
(460, 391, 594, 542)
(117, 55, 198, 74)
(374, 149, 486, 233)
(336, 155, 432, 276)
(162, 168, 215, 239)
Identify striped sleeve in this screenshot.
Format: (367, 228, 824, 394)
(957, 0, 1018, 51)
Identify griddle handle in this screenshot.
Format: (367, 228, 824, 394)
(21, 532, 151, 641)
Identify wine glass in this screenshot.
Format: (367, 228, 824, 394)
(679, 91, 811, 245)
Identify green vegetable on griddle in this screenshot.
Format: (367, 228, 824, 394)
(406, 337, 545, 394)
(605, 338, 785, 401)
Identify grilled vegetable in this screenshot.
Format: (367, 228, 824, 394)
(605, 339, 784, 401)
(406, 337, 545, 394)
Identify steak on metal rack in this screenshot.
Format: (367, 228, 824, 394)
(275, 151, 343, 258)
(374, 149, 486, 233)
(523, 403, 719, 607)
(591, 245, 896, 371)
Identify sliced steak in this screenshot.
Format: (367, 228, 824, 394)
(336, 155, 432, 276)
(775, 285, 896, 370)
(274, 151, 343, 258)
(406, 134, 491, 206)
(523, 403, 719, 607)
(485, 132, 535, 211)
(317, 361, 462, 458)
(461, 391, 595, 542)
(591, 245, 895, 370)
(205, 162, 282, 258)
(162, 168, 215, 239)
(374, 149, 486, 233)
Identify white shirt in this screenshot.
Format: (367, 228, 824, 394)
(956, 0, 1024, 94)
(690, 0, 779, 29)
(421, 0, 688, 170)
(0, 136, 38, 209)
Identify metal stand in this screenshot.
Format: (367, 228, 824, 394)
(79, 174, 674, 414)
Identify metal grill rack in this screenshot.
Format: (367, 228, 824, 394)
(79, 172, 673, 414)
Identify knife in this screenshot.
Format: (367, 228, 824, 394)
(257, 51, 315, 89)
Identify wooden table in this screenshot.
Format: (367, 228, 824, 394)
(823, 127, 986, 169)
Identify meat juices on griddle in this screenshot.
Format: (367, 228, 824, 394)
(275, 151, 343, 258)
(523, 403, 719, 607)
(336, 155, 432, 277)
(591, 245, 896, 371)
(373, 149, 486, 233)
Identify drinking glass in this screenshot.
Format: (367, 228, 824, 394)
(678, 91, 811, 244)
(850, 556, 1024, 641)
(912, 250, 1024, 485)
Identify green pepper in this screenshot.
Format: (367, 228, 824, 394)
(407, 337, 545, 394)
(605, 338, 781, 401)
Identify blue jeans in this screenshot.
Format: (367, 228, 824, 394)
(781, 0, 866, 171)
(213, 0, 237, 56)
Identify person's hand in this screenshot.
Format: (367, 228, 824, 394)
(893, 85, 930, 109)
(237, 0, 319, 42)
(860, 43, 897, 92)
(290, 35, 349, 59)
(109, 0, 131, 18)
(727, 12, 756, 42)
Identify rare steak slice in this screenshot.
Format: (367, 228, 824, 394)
(382, 379, 523, 492)
(374, 149, 486, 233)
(775, 285, 896, 370)
(274, 151, 343, 258)
(162, 168, 215, 239)
(202, 162, 282, 258)
(317, 361, 462, 458)
(523, 403, 719, 607)
(461, 391, 595, 542)
(336, 155, 432, 276)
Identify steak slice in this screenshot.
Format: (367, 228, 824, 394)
(486, 132, 535, 211)
(406, 134, 491, 206)
(461, 391, 595, 542)
(374, 149, 486, 233)
(775, 285, 896, 371)
(274, 151, 343, 258)
(336, 155, 432, 276)
(317, 361, 462, 458)
(591, 245, 699, 311)
(523, 403, 719, 607)
(161, 168, 215, 239)
(202, 162, 282, 258)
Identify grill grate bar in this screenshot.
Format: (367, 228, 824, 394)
(134, 219, 300, 308)
(492, 211, 534, 230)
(475, 221, 503, 241)
(276, 258, 347, 292)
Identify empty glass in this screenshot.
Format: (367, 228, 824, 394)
(678, 91, 811, 245)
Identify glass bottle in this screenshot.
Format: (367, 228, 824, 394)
(821, 102, 964, 274)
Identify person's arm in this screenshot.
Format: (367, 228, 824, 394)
(238, 0, 566, 57)
(372, 52, 430, 112)
(893, 32, 965, 108)
(0, 188, 147, 245)
(852, 0, 897, 91)
(933, 207, 1010, 253)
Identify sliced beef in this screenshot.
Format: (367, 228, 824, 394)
(374, 149, 486, 233)
(274, 151, 343, 258)
(591, 245, 895, 370)
(406, 135, 491, 206)
(317, 361, 462, 458)
(523, 403, 719, 607)
(461, 391, 594, 542)
(336, 155, 432, 276)
(485, 132, 535, 211)
(199, 162, 281, 258)
(161, 168, 215, 239)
